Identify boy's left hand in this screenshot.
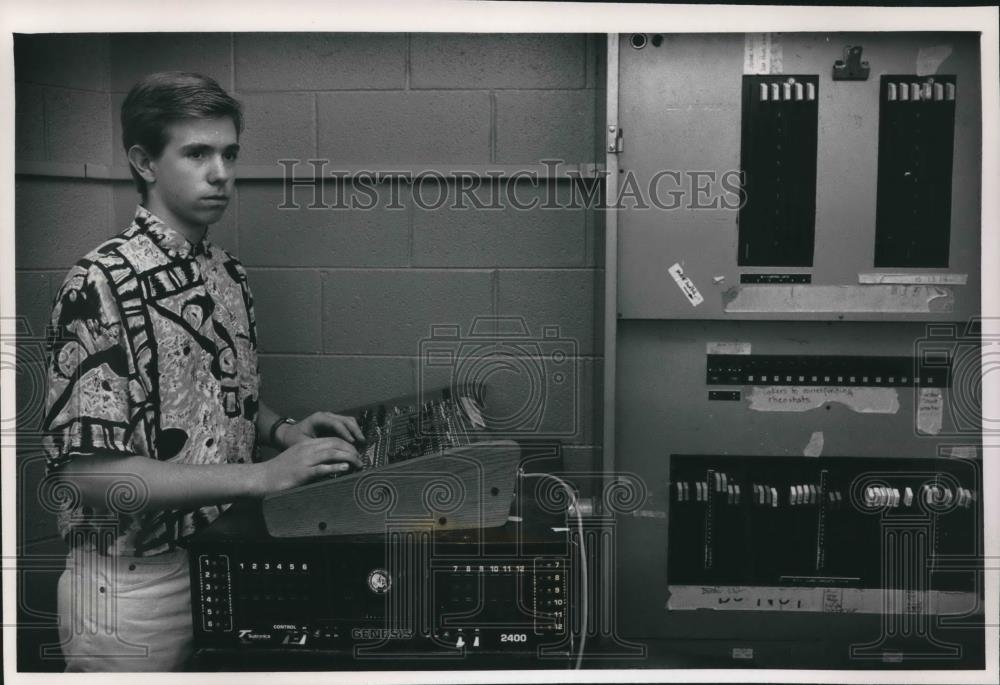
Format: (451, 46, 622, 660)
(279, 412, 366, 448)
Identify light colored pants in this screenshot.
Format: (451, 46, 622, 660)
(57, 547, 194, 672)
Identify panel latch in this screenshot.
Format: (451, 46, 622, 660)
(607, 124, 623, 153)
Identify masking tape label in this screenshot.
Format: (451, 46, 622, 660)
(667, 586, 974, 614)
(916, 44, 953, 76)
(724, 285, 953, 313)
(803, 431, 824, 457)
(748, 386, 900, 414)
(917, 387, 944, 435)
(744, 33, 783, 74)
(631, 509, 667, 520)
(669, 263, 704, 307)
(706, 342, 752, 355)
(859, 273, 968, 285)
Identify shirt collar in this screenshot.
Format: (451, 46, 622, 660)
(133, 206, 210, 259)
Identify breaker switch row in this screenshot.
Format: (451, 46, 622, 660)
(886, 80, 955, 102)
(759, 80, 816, 101)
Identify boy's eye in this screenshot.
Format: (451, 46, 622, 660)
(189, 151, 203, 159)
(224, 151, 238, 161)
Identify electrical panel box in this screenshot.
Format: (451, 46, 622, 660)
(616, 33, 980, 321)
(738, 75, 820, 267)
(611, 319, 984, 666)
(608, 32, 984, 669)
(874, 75, 958, 268)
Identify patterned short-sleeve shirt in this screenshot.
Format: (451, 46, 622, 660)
(43, 206, 260, 557)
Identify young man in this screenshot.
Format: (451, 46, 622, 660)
(42, 72, 362, 671)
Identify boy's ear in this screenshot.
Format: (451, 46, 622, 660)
(127, 145, 156, 184)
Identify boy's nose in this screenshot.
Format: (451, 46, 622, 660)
(207, 156, 230, 184)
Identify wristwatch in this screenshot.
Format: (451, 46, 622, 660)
(268, 416, 297, 449)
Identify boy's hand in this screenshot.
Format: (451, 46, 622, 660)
(277, 412, 365, 448)
(255, 437, 363, 495)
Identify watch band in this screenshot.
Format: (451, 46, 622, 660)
(268, 416, 297, 449)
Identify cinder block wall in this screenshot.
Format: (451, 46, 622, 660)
(14, 32, 606, 670)
(14, 33, 115, 672)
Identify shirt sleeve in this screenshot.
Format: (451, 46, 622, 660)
(43, 262, 135, 471)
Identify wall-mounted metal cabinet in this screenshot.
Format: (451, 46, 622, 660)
(601, 32, 984, 669)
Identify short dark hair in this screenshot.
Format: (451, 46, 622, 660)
(121, 72, 244, 199)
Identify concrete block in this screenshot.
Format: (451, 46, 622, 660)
(15, 271, 53, 341)
(15, 83, 45, 161)
(110, 33, 233, 92)
(12, 352, 49, 444)
(257, 355, 415, 419)
(236, 181, 409, 267)
(562, 445, 604, 497)
(17, 536, 67, 672)
(44, 89, 112, 164)
(412, 180, 587, 267)
(526, 447, 603, 497)
(245, 269, 322, 354)
(410, 34, 586, 89)
(14, 34, 109, 91)
(497, 270, 602, 355)
(15, 179, 113, 271)
(488, 358, 597, 444)
(205, 192, 240, 259)
(418, 353, 599, 444)
(17, 534, 67, 567)
(235, 33, 405, 91)
(16, 451, 60, 544)
(562, 445, 602, 474)
(113, 89, 268, 167)
(235, 93, 315, 166)
(587, 207, 605, 267)
(496, 90, 597, 163)
(587, 34, 607, 90)
(322, 270, 493, 355)
(111, 181, 239, 257)
(112, 180, 142, 230)
(111, 92, 127, 167)
(592, 88, 607, 162)
(317, 91, 490, 164)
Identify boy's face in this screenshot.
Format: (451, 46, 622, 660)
(146, 116, 239, 234)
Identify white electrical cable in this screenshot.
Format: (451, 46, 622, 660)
(518, 471, 587, 670)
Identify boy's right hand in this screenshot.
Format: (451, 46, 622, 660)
(254, 437, 363, 496)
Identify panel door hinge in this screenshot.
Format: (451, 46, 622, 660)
(607, 124, 623, 153)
